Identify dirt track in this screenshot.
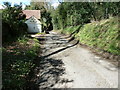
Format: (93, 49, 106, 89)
(33, 31, 118, 88)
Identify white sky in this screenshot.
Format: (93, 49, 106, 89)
(51, 2, 59, 8)
(0, 0, 30, 6)
(0, 4, 4, 9)
(0, 0, 60, 9)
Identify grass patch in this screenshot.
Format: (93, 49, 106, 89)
(61, 17, 120, 55)
(0, 10, 2, 13)
(76, 17, 120, 55)
(36, 32, 46, 35)
(61, 25, 81, 35)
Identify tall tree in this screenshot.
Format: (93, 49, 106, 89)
(2, 2, 27, 38)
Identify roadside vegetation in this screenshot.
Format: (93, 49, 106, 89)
(2, 2, 40, 89)
(61, 17, 120, 55)
(2, 36, 40, 89)
(51, 2, 119, 56)
(76, 17, 120, 55)
(0, 10, 2, 13)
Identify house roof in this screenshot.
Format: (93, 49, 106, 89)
(25, 16, 41, 24)
(22, 10, 41, 19)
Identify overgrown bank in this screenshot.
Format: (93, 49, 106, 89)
(2, 36, 40, 89)
(60, 17, 120, 56)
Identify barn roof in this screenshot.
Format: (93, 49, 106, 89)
(22, 10, 41, 19)
(25, 16, 41, 24)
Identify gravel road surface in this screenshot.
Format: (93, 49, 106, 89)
(34, 31, 118, 88)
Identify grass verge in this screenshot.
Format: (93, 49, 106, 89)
(61, 17, 120, 56)
(2, 36, 40, 90)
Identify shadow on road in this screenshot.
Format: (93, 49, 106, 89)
(27, 56, 73, 89)
(44, 40, 79, 58)
(26, 33, 77, 89)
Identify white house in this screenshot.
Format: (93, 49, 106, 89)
(25, 16, 42, 33)
(23, 10, 42, 33)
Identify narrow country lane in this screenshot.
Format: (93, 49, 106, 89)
(33, 31, 118, 88)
